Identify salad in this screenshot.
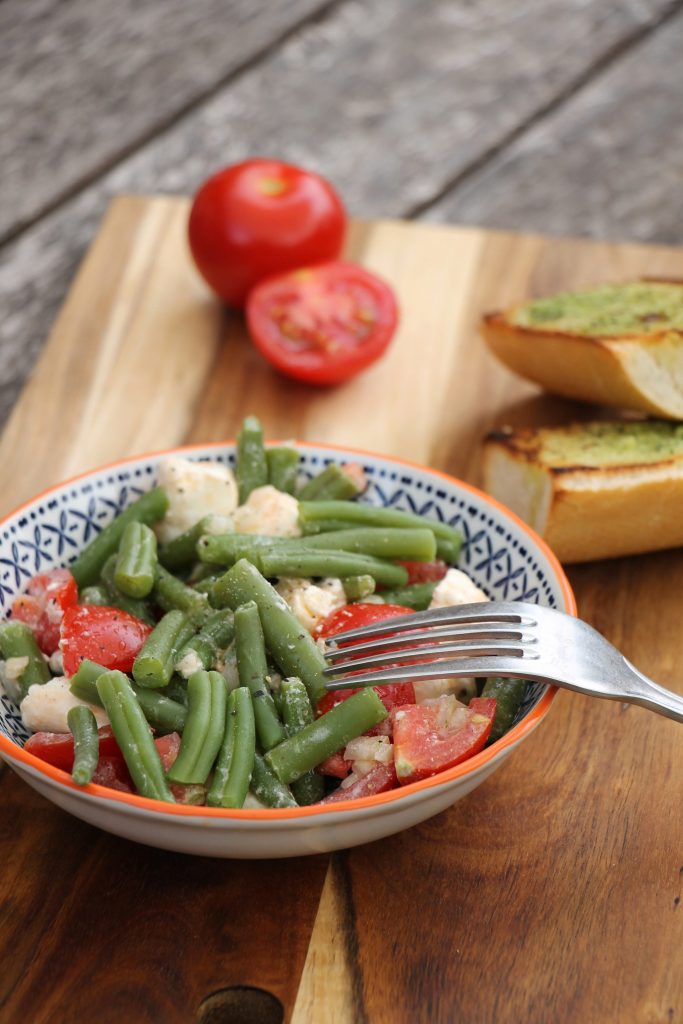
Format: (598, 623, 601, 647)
(0, 417, 527, 809)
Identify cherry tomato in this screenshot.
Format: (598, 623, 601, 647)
(392, 696, 496, 785)
(61, 605, 152, 677)
(12, 568, 78, 654)
(317, 603, 416, 734)
(25, 725, 122, 772)
(246, 261, 399, 386)
(394, 560, 449, 585)
(188, 159, 346, 308)
(320, 762, 398, 804)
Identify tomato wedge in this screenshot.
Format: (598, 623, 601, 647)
(246, 261, 399, 386)
(317, 602, 416, 735)
(12, 568, 78, 654)
(91, 756, 134, 793)
(394, 560, 448, 585)
(24, 725, 122, 772)
(392, 696, 497, 785)
(316, 751, 352, 779)
(321, 763, 398, 804)
(61, 605, 152, 676)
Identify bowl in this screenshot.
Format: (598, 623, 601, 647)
(0, 442, 575, 858)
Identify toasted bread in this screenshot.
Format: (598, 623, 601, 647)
(481, 420, 683, 563)
(481, 280, 683, 419)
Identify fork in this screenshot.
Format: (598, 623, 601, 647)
(322, 602, 683, 724)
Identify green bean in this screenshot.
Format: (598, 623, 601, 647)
(198, 527, 435, 566)
(298, 501, 462, 558)
(100, 555, 155, 626)
(113, 521, 157, 598)
(67, 705, 99, 785)
(95, 670, 174, 802)
(197, 533, 275, 566)
(164, 676, 189, 707)
(69, 659, 108, 705)
(0, 622, 50, 699)
(210, 560, 327, 704)
(206, 687, 255, 808)
(234, 602, 286, 752)
(375, 582, 438, 610)
(70, 660, 188, 733)
(70, 487, 169, 588)
(158, 516, 215, 571)
(481, 677, 528, 743)
(133, 610, 195, 689)
(192, 572, 224, 595)
(174, 610, 234, 676)
(279, 678, 324, 805)
(236, 415, 268, 504)
(257, 549, 408, 588)
(298, 464, 363, 501)
(266, 688, 388, 785)
(153, 565, 210, 625)
(298, 527, 435, 561)
(250, 752, 298, 808)
(166, 670, 227, 784)
(266, 446, 299, 495)
(79, 584, 110, 606)
(342, 575, 376, 601)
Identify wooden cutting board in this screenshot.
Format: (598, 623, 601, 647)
(1, 196, 681, 1024)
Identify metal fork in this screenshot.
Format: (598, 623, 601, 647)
(322, 602, 683, 724)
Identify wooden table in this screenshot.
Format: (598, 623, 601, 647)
(0, 194, 681, 1023)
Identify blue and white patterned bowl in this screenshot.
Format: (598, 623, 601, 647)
(0, 442, 575, 858)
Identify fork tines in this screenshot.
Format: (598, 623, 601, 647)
(322, 602, 538, 686)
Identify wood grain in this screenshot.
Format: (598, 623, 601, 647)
(426, 7, 683, 244)
(1, 196, 683, 1022)
(0, 770, 328, 1023)
(0, 0, 333, 242)
(0, 0, 677, 432)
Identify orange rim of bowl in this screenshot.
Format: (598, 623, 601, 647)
(0, 441, 576, 821)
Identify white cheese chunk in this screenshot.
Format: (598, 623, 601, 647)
(175, 650, 205, 679)
(233, 485, 301, 538)
(275, 577, 346, 633)
(156, 456, 238, 543)
(20, 677, 109, 734)
(413, 677, 478, 704)
(428, 568, 489, 609)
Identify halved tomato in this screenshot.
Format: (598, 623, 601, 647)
(12, 569, 78, 654)
(392, 696, 496, 785)
(246, 261, 398, 386)
(61, 605, 152, 676)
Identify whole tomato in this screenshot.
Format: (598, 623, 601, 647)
(188, 159, 346, 308)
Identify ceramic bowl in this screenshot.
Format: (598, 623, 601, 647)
(0, 442, 575, 858)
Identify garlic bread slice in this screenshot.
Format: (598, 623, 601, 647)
(482, 420, 683, 563)
(481, 280, 683, 419)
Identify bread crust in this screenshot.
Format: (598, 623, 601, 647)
(482, 429, 683, 563)
(481, 280, 683, 419)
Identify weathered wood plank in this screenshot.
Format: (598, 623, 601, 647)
(424, 8, 683, 244)
(0, 0, 674, 429)
(0, 0, 334, 242)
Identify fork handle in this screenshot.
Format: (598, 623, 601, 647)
(625, 661, 683, 724)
